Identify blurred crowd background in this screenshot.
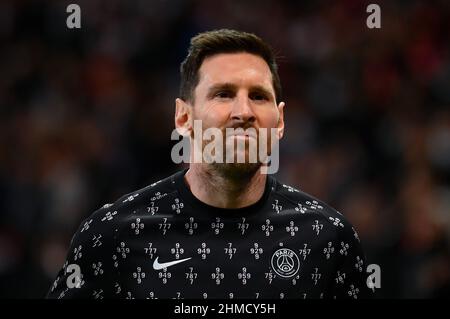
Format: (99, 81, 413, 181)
(0, 0, 449, 298)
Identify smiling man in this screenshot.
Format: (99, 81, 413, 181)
(47, 29, 373, 299)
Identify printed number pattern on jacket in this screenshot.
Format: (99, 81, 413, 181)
(47, 170, 373, 299)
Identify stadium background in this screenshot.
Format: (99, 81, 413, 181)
(0, 0, 449, 298)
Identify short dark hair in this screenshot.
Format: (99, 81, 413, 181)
(179, 29, 282, 104)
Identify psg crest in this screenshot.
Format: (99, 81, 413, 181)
(271, 248, 300, 278)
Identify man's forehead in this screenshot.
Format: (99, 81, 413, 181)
(198, 52, 273, 89)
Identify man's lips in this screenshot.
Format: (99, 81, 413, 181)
(229, 134, 254, 138)
(225, 128, 258, 139)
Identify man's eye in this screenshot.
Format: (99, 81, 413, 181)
(215, 91, 232, 99)
(250, 93, 268, 101)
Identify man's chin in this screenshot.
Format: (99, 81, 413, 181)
(210, 162, 262, 180)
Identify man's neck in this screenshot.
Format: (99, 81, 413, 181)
(184, 164, 267, 209)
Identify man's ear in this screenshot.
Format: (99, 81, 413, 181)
(276, 101, 285, 140)
(175, 98, 193, 136)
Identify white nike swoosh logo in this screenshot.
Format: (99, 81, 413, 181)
(152, 257, 192, 270)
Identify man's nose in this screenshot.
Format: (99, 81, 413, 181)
(230, 93, 256, 123)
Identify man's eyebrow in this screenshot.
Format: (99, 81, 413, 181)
(207, 83, 238, 94)
(250, 85, 274, 98)
(207, 83, 274, 98)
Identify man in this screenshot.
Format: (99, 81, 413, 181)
(47, 29, 372, 299)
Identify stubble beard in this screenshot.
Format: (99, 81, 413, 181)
(202, 128, 263, 181)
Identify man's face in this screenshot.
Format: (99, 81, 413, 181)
(179, 52, 284, 177)
(175, 53, 284, 177)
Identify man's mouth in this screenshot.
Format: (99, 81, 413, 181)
(225, 128, 258, 140)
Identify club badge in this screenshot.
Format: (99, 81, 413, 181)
(271, 248, 300, 278)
